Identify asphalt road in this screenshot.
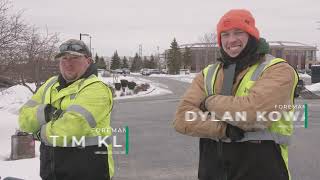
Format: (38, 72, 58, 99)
(111, 75, 320, 180)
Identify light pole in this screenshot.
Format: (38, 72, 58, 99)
(79, 33, 92, 55)
(157, 46, 160, 70)
(91, 48, 95, 58)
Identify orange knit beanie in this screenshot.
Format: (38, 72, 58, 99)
(217, 9, 260, 46)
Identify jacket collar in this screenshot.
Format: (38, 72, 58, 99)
(57, 63, 98, 91)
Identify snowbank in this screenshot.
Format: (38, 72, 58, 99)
(0, 110, 41, 179)
(129, 72, 141, 76)
(0, 85, 34, 114)
(0, 75, 172, 179)
(299, 73, 311, 79)
(305, 83, 320, 92)
(149, 73, 198, 83)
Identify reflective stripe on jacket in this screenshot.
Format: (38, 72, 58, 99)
(202, 54, 299, 176)
(19, 74, 115, 178)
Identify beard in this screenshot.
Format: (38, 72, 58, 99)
(61, 71, 80, 82)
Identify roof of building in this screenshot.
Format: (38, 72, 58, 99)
(268, 41, 317, 49)
(179, 41, 317, 50)
(179, 43, 217, 48)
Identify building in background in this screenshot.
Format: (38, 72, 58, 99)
(269, 41, 318, 72)
(163, 41, 318, 72)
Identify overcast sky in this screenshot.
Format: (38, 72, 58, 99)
(11, 0, 320, 57)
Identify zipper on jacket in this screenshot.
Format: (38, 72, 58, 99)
(217, 140, 227, 180)
(51, 147, 56, 180)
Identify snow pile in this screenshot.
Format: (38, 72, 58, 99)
(0, 156, 41, 180)
(305, 83, 320, 92)
(0, 75, 172, 179)
(0, 109, 41, 179)
(149, 73, 198, 83)
(299, 73, 311, 79)
(129, 72, 141, 76)
(0, 85, 34, 114)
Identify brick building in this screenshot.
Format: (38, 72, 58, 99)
(164, 41, 318, 72)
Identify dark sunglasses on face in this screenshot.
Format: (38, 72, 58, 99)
(59, 44, 84, 52)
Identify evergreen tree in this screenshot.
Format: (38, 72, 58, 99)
(122, 56, 129, 68)
(96, 56, 106, 69)
(182, 47, 192, 69)
(130, 53, 143, 72)
(167, 38, 182, 74)
(143, 56, 149, 69)
(150, 54, 157, 69)
(110, 51, 121, 70)
(94, 53, 99, 63)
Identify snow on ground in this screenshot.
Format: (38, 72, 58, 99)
(129, 72, 141, 76)
(0, 85, 34, 114)
(0, 75, 171, 179)
(0, 110, 41, 179)
(299, 73, 311, 79)
(99, 75, 172, 99)
(305, 83, 320, 92)
(298, 73, 320, 93)
(149, 73, 198, 83)
(146, 72, 320, 94)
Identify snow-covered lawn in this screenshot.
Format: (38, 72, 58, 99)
(298, 73, 320, 93)
(0, 75, 171, 179)
(299, 73, 311, 79)
(305, 83, 320, 93)
(0, 85, 41, 179)
(99, 75, 172, 99)
(149, 73, 198, 83)
(146, 72, 320, 94)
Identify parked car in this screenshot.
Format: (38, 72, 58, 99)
(149, 69, 161, 75)
(111, 69, 123, 74)
(111, 68, 130, 75)
(122, 68, 130, 75)
(141, 69, 160, 76)
(179, 69, 190, 75)
(101, 70, 111, 77)
(141, 68, 150, 75)
(161, 69, 168, 74)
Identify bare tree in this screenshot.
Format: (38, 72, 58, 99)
(19, 27, 60, 93)
(0, 0, 60, 93)
(198, 32, 219, 64)
(198, 32, 217, 47)
(0, 0, 28, 86)
(0, 0, 27, 65)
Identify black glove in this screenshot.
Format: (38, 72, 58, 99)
(199, 96, 211, 112)
(33, 130, 41, 141)
(225, 124, 245, 142)
(44, 104, 63, 122)
(199, 100, 207, 112)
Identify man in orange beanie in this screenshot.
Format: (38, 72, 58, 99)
(174, 9, 298, 180)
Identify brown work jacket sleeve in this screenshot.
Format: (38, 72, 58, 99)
(205, 62, 297, 131)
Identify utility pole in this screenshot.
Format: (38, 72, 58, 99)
(157, 46, 160, 70)
(79, 33, 92, 56)
(139, 44, 142, 58)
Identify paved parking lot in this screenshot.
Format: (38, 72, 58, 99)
(112, 76, 320, 180)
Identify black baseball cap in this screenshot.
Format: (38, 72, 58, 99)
(55, 39, 92, 59)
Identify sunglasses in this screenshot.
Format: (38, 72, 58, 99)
(59, 44, 84, 53)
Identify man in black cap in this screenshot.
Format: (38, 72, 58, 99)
(19, 39, 115, 180)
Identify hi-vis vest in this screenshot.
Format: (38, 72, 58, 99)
(202, 54, 299, 175)
(19, 74, 115, 177)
